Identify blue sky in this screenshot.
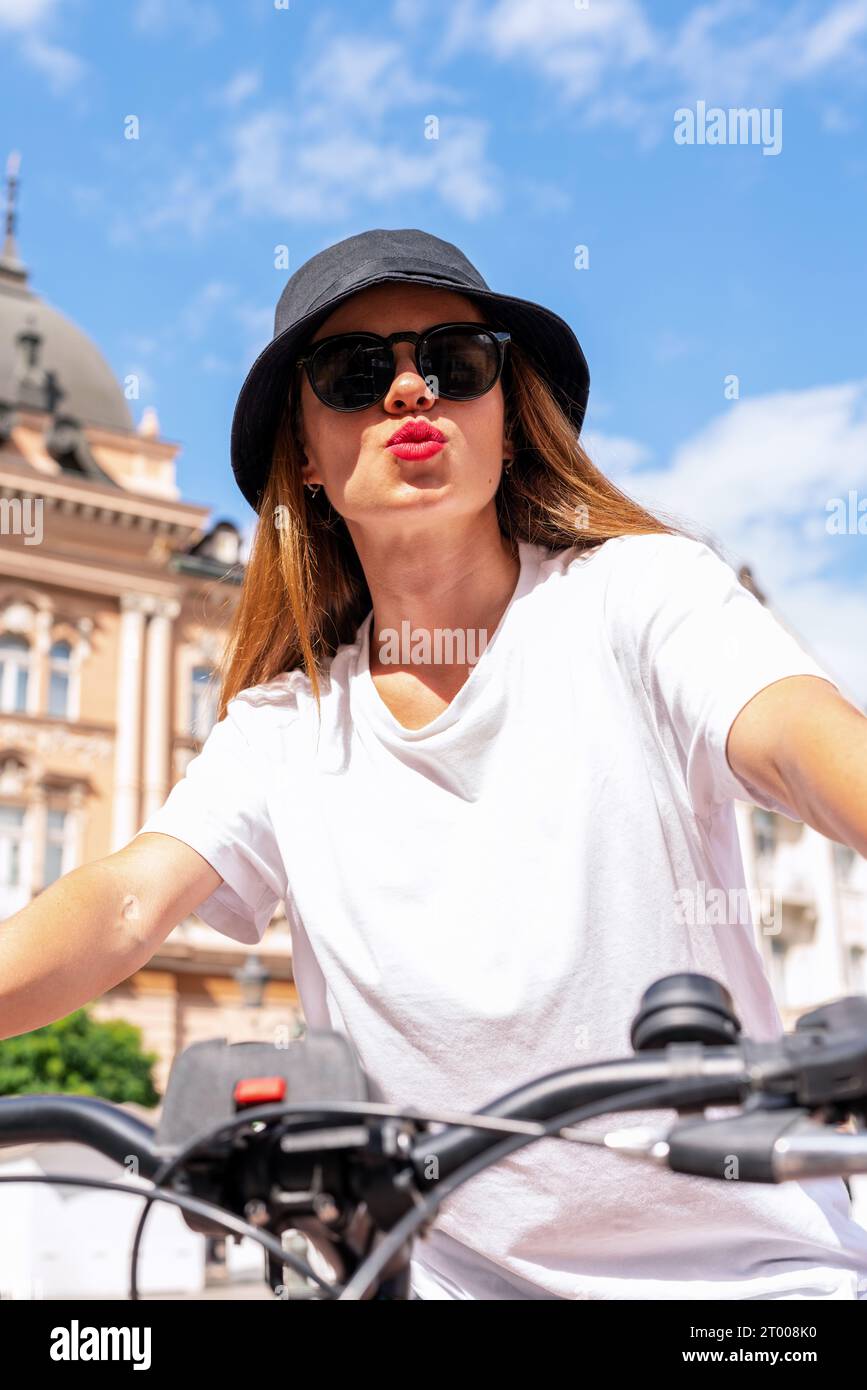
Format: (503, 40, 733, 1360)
(2, 0, 866, 695)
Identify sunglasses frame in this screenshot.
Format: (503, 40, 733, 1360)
(296, 321, 512, 412)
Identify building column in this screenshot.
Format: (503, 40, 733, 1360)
(802, 824, 847, 1001)
(142, 597, 180, 820)
(71, 616, 93, 723)
(28, 783, 47, 895)
(734, 801, 759, 891)
(111, 593, 151, 851)
(31, 606, 52, 715)
(69, 782, 86, 869)
(734, 800, 766, 956)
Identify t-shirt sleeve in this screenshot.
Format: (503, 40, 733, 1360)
(603, 534, 841, 822)
(134, 700, 287, 945)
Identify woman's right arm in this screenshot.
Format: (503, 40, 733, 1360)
(0, 832, 223, 1041)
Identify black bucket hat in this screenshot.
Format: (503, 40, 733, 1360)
(230, 227, 590, 512)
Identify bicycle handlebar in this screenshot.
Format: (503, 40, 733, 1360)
(0, 972, 865, 1300)
(0, 1093, 160, 1174)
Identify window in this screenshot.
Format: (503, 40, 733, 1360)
(0, 803, 25, 888)
(753, 808, 777, 859)
(833, 841, 857, 883)
(846, 944, 866, 995)
(190, 664, 218, 740)
(0, 633, 30, 713)
(48, 639, 72, 718)
(0, 801, 29, 917)
(768, 936, 788, 1006)
(43, 807, 69, 887)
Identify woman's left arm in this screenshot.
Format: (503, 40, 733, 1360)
(727, 675, 867, 856)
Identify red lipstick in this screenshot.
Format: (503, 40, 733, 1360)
(386, 419, 447, 461)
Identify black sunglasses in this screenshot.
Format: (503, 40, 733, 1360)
(296, 321, 511, 412)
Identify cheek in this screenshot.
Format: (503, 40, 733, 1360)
(460, 395, 505, 451)
(300, 395, 338, 460)
(306, 409, 370, 476)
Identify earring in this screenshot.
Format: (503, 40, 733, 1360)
(305, 482, 321, 495)
(503, 457, 513, 473)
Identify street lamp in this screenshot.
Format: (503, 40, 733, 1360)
(234, 953, 270, 1008)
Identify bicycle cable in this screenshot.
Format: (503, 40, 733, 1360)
(339, 1072, 749, 1300)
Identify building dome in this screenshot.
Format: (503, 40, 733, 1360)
(0, 158, 133, 435)
(0, 274, 134, 434)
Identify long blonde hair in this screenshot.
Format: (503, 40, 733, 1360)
(214, 330, 679, 723)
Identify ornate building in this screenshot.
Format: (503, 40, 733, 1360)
(0, 156, 298, 1093)
(732, 572, 867, 1027)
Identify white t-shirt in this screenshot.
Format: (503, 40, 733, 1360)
(137, 533, 867, 1300)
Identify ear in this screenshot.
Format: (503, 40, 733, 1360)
(299, 454, 323, 489)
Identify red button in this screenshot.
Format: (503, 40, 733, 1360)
(233, 1076, 287, 1106)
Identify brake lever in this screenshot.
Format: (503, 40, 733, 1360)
(605, 1106, 867, 1183)
(665, 1105, 819, 1181)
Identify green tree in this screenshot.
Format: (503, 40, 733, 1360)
(0, 1010, 160, 1106)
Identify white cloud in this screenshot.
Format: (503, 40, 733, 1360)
(296, 35, 447, 124)
(122, 26, 501, 237)
(19, 31, 84, 91)
(200, 353, 234, 374)
(0, 0, 56, 28)
(394, 0, 487, 63)
(103, 2, 867, 246)
(246, 111, 498, 220)
(122, 287, 275, 388)
(140, 107, 499, 237)
(509, 172, 572, 213)
(436, 0, 867, 141)
(582, 430, 653, 474)
(665, 0, 867, 96)
(485, 0, 656, 96)
(235, 303, 275, 364)
(124, 333, 160, 358)
(624, 381, 867, 556)
(605, 379, 867, 700)
(177, 281, 233, 339)
(770, 579, 867, 707)
(138, 167, 223, 238)
(215, 67, 261, 108)
(0, 0, 83, 90)
(665, 0, 791, 102)
(650, 330, 698, 366)
(133, 0, 221, 42)
(241, 33, 495, 219)
(821, 104, 860, 132)
(791, 0, 867, 77)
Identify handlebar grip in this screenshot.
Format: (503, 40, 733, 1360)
(666, 1107, 813, 1182)
(0, 1095, 159, 1176)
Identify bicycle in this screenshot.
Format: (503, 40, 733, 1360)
(1, 971, 866, 1300)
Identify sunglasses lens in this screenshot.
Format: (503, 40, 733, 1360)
(307, 326, 502, 409)
(420, 328, 500, 398)
(311, 337, 393, 409)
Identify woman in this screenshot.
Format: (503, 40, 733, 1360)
(3, 229, 867, 1300)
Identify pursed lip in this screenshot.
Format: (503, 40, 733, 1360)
(387, 419, 447, 445)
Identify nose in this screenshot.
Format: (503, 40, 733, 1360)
(382, 343, 437, 415)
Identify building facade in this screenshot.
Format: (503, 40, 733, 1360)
(0, 164, 298, 1094)
(731, 567, 867, 1028)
